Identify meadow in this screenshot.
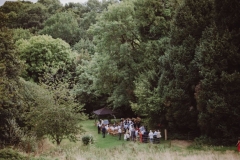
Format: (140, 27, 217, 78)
(34, 120, 240, 160)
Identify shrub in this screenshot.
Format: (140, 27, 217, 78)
(82, 135, 93, 145)
(5, 119, 38, 153)
(194, 136, 212, 146)
(0, 148, 27, 160)
(188, 136, 213, 150)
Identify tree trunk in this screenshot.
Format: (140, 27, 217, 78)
(57, 139, 61, 145)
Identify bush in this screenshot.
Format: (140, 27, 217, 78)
(187, 136, 213, 150)
(82, 135, 93, 145)
(0, 148, 27, 160)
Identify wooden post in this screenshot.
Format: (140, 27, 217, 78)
(164, 129, 167, 140)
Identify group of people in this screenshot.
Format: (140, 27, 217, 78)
(98, 119, 240, 150)
(96, 118, 161, 143)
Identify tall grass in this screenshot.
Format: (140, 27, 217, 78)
(68, 142, 239, 160)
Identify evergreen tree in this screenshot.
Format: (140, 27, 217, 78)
(195, 0, 240, 144)
(195, 25, 240, 145)
(157, 0, 214, 137)
(0, 12, 23, 145)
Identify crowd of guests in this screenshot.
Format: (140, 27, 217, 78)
(96, 117, 161, 143)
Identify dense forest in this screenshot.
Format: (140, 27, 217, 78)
(0, 0, 240, 148)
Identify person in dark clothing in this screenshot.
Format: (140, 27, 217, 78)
(143, 130, 149, 143)
(102, 125, 106, 138)
(97, 120, 101, 134)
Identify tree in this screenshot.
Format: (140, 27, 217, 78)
(12, 28, 32, 43)
(214, 0, 240, 32)
(130, 0, 174, 127)
(78, 0, 105, 39)
(37, 0, 63, 14)
(195, 25, 240, 145)
(16, 2, 48, 32)
(0, 12, 23, 145)
(0, 1, 32, 28)
(195, 0, 240, 145)
(88, 0, 139, 109)
(73, 38, 95, 55)
(22, 74, 86, 145)
(134, 0, 172, 40)
(156, 0, 214, 137)
(39, 11, 81, 46)
(73, 51, 114, 114)
(16, 35, 72, 82)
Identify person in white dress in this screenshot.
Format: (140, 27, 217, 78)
(148, 130, 154, 143)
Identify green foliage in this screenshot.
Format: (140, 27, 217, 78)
(214, 0, 240, 31)
(0, 24, 22, 79)
(195, 24, 240, 145)
(37, 0, 62, 15)
(39, 11, 80, 46)
(156, 0, 214, 136)
(130, 0, 175, 127)
(0, 16, 23, 145)
(0, 1, 32, 29)
(37, 105, 83, 145)
(0, 12, 8, 28)
(88, 0, 139, 108)
(16, 35, 72, 82)
(73, 52, 105, 109)
(193, 136, 212, 147)
(0, 148, 27, 160)
(1, 0, 240, 147)
(21, 74, 87, 145)
(4, 118, 37, 153)
(132, 38, 170, 126)
(73, 38, 95, 55)
(80, 0, 100, 31)
(82, 135, 93, 145)
(16, 3, 48, 32)
(171, 0, 214, 45)
(0, 0, 58, 31)
(12, 28, 32, 43)
(78, 0, 119, 39)
(134, 0, 173, 40)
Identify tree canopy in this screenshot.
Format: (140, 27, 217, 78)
(0, 12, 23, 144)
(16, 35, 72, 82)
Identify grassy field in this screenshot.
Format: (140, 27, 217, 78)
(35, 120, 240, 160)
